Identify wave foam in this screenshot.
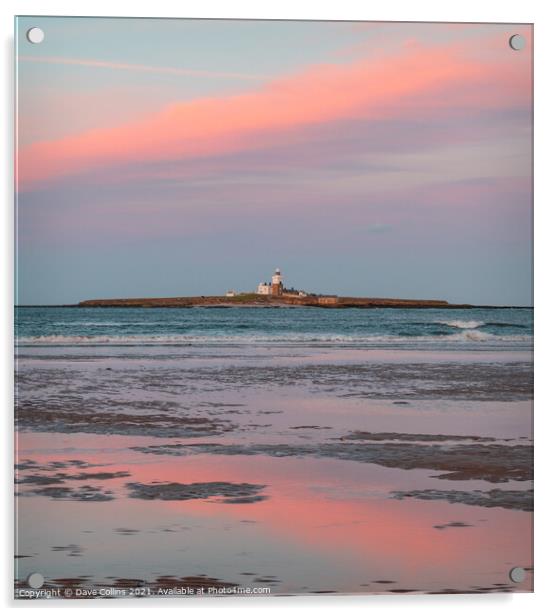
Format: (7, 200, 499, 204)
(449, 330, 493, 342)
(16, 332, 532, 347)
(437, 320, 485, 329)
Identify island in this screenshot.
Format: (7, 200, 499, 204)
(76, 267, 526, 309)
(78, 295, 470, 309)
(77, 267, 477, 309)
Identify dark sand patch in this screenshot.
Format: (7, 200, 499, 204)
(392, 489, 533, 511)
(200, 402, 246, 408)
(180, 361, 532, 401)
(52, 575, 91, 588)
(290, 425, 332, 430)
(127, 481, 267, 504)
(46, 460, 95, 470)
(50, 576, 91, 586)
(15, 459, 40, 471)
(338, 431, 497, 443)
(16, 470, 130, 485)
(16, 459, 95, 472)
(51, 544, 84, 557)
(105, 574, 240, 592)
(388, 589, 418, 593)
(66, 471, 131, 481)
(131, 441, 532, 483)
(426, 589, 482, 594)
(442, 584, 517, 594)
(253, 576, 280, 584)
(16, 405, 236, 438)
(105, 578, 146, 588)
(311, 590, 338, 594)
(152, 575, 238, 591)
(114, 528, 139, 535)
(224, 495, 267, 504)
(16, 474, 66, 485)
(26, 485, 115, 502)
(433, 521, 473, 530)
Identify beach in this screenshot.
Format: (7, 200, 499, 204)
(15, 306, 533, 596)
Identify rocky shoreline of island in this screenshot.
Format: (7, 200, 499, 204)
(67, 294, 526, 309)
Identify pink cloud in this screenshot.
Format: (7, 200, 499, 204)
(17, 38, 531, 190)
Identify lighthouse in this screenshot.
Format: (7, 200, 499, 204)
(271, 268, 283, 296)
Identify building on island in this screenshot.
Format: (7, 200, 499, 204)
(271, 268, 283, 296)
(225, 290, 236, 297)
(257, 268, 283, 296)
(255, 268, 311, 299)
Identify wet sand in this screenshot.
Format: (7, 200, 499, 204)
(15, 345, 533, 597)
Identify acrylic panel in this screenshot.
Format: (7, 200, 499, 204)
(15, 16, 533, 599)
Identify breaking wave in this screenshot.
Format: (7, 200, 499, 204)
(436, 320, 485, 329)
(16, 332, 532, 347)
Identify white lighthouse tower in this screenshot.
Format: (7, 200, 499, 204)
(271, 268, 283, 296)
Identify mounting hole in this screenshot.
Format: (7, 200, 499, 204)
(509, 34, 525, 51)
(26, 27, 45, 44)
(27, 572, 45, 589)
(509, 566, 526, 583)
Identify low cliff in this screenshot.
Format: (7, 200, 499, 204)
(78, 294, 472, 309)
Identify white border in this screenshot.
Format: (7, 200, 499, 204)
(2, 1, 555, 613)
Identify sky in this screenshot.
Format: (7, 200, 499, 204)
(15, 17, 533, 305)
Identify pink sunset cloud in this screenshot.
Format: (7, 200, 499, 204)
(17, 37, 530, 190)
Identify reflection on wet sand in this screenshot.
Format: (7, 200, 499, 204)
(15, 345, 533, 597)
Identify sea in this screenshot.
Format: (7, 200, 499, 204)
(15, 306, 533, 349)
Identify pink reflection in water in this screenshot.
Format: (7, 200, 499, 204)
(16, 431, 532, 594)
